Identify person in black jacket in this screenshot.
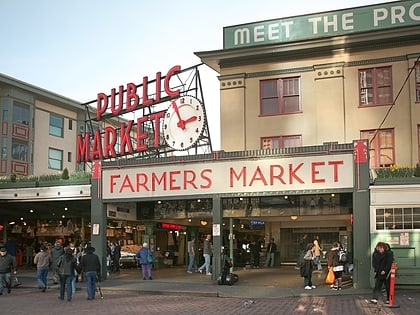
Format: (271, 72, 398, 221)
(57, 247, 77, 301)
(300, 243, 315, 290)
(265, 238, 277, 267)
(80, 246, 101, 300)
(370, 242, 392, 304)
(0, 247, 17, 295)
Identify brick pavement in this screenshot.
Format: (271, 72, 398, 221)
(0, 287, 419, 315)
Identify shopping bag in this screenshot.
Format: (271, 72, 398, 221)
(325, 267, 335, 285)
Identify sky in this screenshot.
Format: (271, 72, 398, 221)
(0, 0, 395, 150)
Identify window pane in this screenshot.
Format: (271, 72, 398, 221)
(13, 101, 30, 125)
(12, 141, 28, 161)
(48, 148, 63, 170)
(261, 99, 279, 115)
(283, 136, 302, 148)
(261, 81, 277, 98)
(283, 96, 300, 112)
(49, 114, 63, 137)
(413, 208, 420, 229)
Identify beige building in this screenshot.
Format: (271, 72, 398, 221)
(196, 1, 420, 169)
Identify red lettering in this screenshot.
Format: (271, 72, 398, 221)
(120, 121, 134, 155)
(136, 173, 149, 191)
(249, 166, 268, 186)
(110, 86, 124, 116)
(200, 169, 212, 189)
(312, 162, 326, 183)
(103, 126, 117, 159)
(96, 93, 108, 120)
(270, 165, 286, 185)
(77, 133, 90, 163)
(150, 111, 164, 148)
(230, 167, 246, 187)
(184, 170, 198, 189)
(164, 65, 181, 98)
(136, 116, 148, 151)
(126, 83, 138, 112)
(155, 72, 161, 102)
(328, 160, 344, 182)
(169, 171, 181, 190)
(152, 172, 166, 191)
(110, 174, 120, 193)
(90, 130, 103, 161)
(120, 174, 135, 193)
(289, 163, 304, 184)
(142, 76, 153, 106)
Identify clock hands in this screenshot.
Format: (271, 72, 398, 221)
(172, 101, 197, 130)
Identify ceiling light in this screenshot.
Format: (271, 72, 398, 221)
(290, 215, 298, 221)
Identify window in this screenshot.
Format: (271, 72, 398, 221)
(68, 119, 73, 130)
(1, 138, 7, 159)
(48, 148, 63, 170)
(49, 114, 63, 137)
(361, 129, 394, 168)
(2, 99, 9, 121)
(260, 77, 300, 115)
(261, 135, 302, 149)
(11, 141, 28, 161)
(375, 207, 420, 230)
(416, 62, 420, 102)
(359, 66, 392, 106)
(12, 100, 30, 125)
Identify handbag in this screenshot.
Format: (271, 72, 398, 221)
(325, 267, 335, 284)
(147, 250, 154, 264)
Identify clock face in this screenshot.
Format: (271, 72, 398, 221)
(163, 95, 205, 150)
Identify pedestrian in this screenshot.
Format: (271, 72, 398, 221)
(300, 243, 316, 290)
(198, 234, 212, 275)
(295, 234, 308, 268)
(33, 245, 51, 292)
(265, 238, 277, 267)
(249, 240, 260, 268)
(57, 247, 78, 301)
(24, 242, 34, 270)
(313, 237, 323, 271)
(136, 242, 153, 280)
(80, 246, 101, 300)
(326, 241, 345, 290)
(111, 242, 121, 272)
(50, 241, 64, 284)
(187, 237, 197, 273)
(0, 247, 17, 295)
(370, 241, 392, 304)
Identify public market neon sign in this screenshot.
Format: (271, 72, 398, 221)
(76, 65, 180, 163)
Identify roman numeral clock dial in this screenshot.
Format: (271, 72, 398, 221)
(163, 95, 205, 151)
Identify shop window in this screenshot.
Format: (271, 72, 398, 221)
(261, 135, 302, 149)
(48, 147, 63, 170)
(361, 128, 394, 168)
(49, 113, 64, 137)
(375, 207, 420, 230)
(359, 66, 393, 106)
(260, 77, 300, 115)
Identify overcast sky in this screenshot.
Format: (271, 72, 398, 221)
(0, 0, 395, 149)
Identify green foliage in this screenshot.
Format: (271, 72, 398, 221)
(375, 166, 415, 179)
(414, 163, 420, 177)
(10, 174, 17, 182)
(62, 168, 69, 180)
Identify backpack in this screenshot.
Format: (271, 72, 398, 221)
(338, 248, 348, 263)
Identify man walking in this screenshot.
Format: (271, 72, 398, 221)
(187, 237, 197, 273)
(80, 246, 101, 300)
(198, 234, 212, 275)
(265, 238, 277, 267)
(0, 247, 17, 295)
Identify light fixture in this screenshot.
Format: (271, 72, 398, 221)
(290, 215, 298, 221)
(188, 218, 192, 222)
(200, 219, 208, 226)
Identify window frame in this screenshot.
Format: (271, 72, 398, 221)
(260, 77, 301, 115)
(48, 147, 63, 170)
(261, 135, 302, 149)
(374, 207, 420, 231)
(415, 62, 420, 102)
(359, 66, 393, 106)
(361, 128, 395, 168)
(49, 113, 64, 137)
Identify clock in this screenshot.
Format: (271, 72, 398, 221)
(163, 95, 205, 150)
